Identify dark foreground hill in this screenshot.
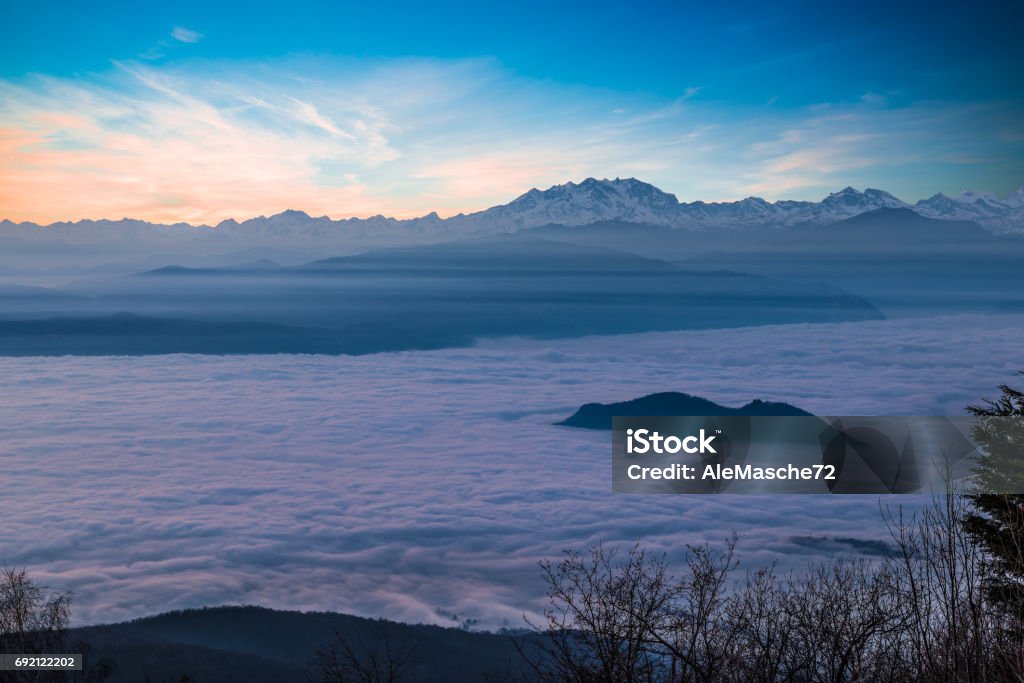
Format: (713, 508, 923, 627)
(558, 391, 812, 429)
(71, 606, 532, 682)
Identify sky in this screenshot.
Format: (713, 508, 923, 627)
(1, 0, 1023, 224)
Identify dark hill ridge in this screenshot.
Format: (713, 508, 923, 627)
(71, 605, 533, 683)
(558, 391, 812, 430)
(0, 314, 387, 356)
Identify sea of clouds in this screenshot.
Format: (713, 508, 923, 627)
(1, 313, 1022, 628)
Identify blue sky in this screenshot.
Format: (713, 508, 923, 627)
(1, 0, 1022, 223)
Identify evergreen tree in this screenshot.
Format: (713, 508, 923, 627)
(965, 373, 1024, 610)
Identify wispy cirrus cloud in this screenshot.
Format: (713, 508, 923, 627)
(0, 56, 1020, 224)
(170, 26, 203, 44)
(139, 26, 205, 61)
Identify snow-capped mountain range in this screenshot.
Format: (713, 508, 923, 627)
(453, 178, 1024, 233)
(2, 178, 1024, 248)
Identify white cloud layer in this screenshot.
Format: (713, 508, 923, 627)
(0, 314, 1021, 628)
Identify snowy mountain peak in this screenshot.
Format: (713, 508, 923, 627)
(863, 188, 905, 203)
(521, 177, 679, 206)
(487, 177, 683, 229)
(821, 186, 907, 208)
(911, 186, 1024, 231)
(1007, 187, 1024, 209)
(959, 190, 1000, 203)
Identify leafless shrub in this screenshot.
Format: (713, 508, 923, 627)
(0, 567, 72, 656)
(312, 627, 418, 683)
(525, 486, 1024, 682)
(0, 567, 74, 683)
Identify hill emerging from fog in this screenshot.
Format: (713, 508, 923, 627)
(558, 391, 813, 430)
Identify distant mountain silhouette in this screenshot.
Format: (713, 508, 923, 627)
(304, 233, 680, 272)
(804, 207, 998, 247)
(558, 391, 813, 429)
(0, 283, 86, 302)
(2, 235, 881, 356)
(235, 258, 282, 270)
(135, 265, 202, 276)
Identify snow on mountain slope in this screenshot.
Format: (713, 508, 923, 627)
(914, 188, 1024, 232)
(455, 179, 1022, 232)
(2, 178, 1023, 248)
(449, 177, 686, 231)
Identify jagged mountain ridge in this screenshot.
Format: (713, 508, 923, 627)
(3, 178, 1023, 248)
(478, 179, 1024, 232)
